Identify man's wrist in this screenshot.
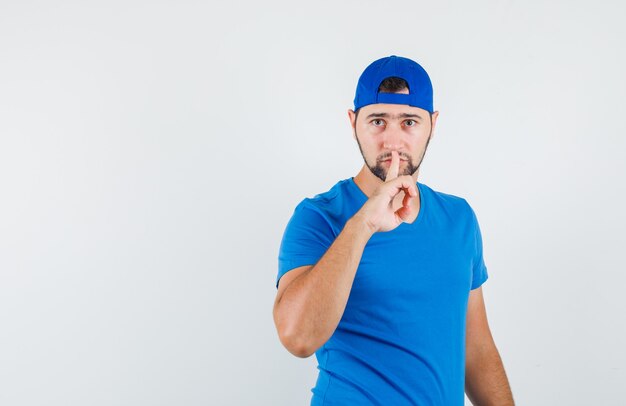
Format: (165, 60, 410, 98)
(347, 213, 376, 238)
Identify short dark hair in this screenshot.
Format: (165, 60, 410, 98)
(378, 76, 410, 93)
(354, 76, 409, 122)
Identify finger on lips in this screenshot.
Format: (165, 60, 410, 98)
(385, 151, 400, 182)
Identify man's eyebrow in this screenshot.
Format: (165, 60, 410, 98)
(365, 112, 423, 120)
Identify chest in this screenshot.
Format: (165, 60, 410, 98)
(347, 223, 474, 317)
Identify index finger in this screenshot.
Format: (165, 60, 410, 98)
(385, 150, 400, 182)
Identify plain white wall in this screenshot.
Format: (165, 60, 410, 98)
(1, 0, 625, 405)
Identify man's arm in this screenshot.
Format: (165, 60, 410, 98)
(465, 287, 515, 405)
(273, 151, 418, 358)
(273, 215, 374, 358)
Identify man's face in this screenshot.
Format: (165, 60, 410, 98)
(349, 102, 438, 182)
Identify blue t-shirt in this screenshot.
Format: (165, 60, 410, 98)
(277, 178, 489, 406)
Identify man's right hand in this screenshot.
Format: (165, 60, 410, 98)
(355, 150, 418, 233)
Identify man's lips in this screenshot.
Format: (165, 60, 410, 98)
(381, 158, 408, 163)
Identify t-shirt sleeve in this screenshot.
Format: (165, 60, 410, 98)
(469, 206, 489, 290)
(276, 201, 336, 289)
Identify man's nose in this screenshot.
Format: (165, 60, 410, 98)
(382, 126, 403, 150)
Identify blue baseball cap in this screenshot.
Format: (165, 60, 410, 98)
(353, 55, 434, 113)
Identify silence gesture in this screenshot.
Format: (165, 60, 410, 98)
(356, 151, 418, 233)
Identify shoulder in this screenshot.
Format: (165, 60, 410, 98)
(420, 182, 474, 216)
(294, 178, 353, 219)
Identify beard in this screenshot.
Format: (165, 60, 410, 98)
(354, 130, 432, 182)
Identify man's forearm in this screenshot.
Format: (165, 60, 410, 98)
(465, 345, 515, 406)
(274, 215, 374, 357)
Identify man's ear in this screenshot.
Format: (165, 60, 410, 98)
(348, 109, 357, 139)
(430, 110, 439, 138)
(348, 109, 356, 129)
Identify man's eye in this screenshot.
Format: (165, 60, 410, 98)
(405, 119, 416, 126)
(372, 119, 385, 126)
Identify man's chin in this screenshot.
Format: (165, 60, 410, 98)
(370, 165, 415, 182)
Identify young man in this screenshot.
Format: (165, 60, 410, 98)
(273, 55, 514, 405)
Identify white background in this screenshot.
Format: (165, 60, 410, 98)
(1, 1, 625, 405)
